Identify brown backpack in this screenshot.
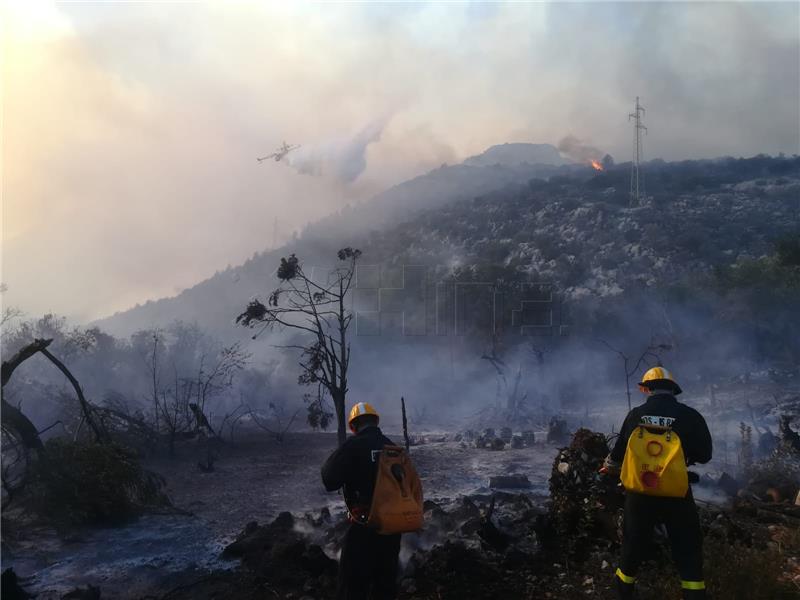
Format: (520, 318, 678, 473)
(366, 445, 424, 534)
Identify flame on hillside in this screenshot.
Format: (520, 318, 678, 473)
(590, 159, 604, 171)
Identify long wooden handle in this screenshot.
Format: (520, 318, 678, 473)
(401, 396, 410, 452)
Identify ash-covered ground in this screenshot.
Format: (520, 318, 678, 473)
(3, 390, 799, 600)
(3, 428, 558, 599)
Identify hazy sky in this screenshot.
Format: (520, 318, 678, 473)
(2, 2, 798, 323)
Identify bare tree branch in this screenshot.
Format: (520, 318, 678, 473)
(236, 249, 361, 446)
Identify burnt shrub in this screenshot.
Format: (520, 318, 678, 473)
(28, 438, 169, 526)
(704, 537, 797, 600)
(633, 516, 799, 600)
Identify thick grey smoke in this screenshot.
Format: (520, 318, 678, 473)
(287, 117, 390, 183)
(4, 2, 798, 321)
(557, 135, 605, 163)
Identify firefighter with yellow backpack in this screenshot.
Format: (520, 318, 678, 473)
(321, 402, 423, 600)
(602, 367, 713, 599)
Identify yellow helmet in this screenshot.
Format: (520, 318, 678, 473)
(639, 366, 682, 395)
(348, 402, 379, 432)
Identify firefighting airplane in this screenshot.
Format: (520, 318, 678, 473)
(257, 141, 300, 163)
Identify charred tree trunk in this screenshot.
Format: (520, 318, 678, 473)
(1, 338, 109, 447)
(39, 348, 108, 444)
(1, 338, 54, 387)
(189, 403, 216, 437)
(1, 339, 53, 451)
(332, 389, 347, 447)
(506, 365, 524, 418)
(1, 402, 43, 451)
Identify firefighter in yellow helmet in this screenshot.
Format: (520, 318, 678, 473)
(603, 367, 712, 600)
(321, 403, 401, 600)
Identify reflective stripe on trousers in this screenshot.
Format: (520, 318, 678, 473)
(615, 568, 635, 584)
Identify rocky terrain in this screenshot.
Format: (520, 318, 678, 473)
(4, 407, 799, 600)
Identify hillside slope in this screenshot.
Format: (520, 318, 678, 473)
(92, 145, 570, 337)
(93, 154, 799, 341)
(365, 158, 799, 299)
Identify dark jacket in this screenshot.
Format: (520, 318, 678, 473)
(321, 426, 395, 510)
(610, 393, 713, 465)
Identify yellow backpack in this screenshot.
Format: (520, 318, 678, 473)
(620, 426, 688, 498)
(366, 445, 424, 535)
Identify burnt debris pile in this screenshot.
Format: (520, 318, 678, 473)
(213, 493, 547, 600)
(146, 427, 800, 600)
(468, 427, 537, 451)
(547, 428, 624, 558)
(707, 412, 800, 504)
(221, 512, 339, 598)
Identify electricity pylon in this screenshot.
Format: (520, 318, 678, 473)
(629, 96, 647, 207)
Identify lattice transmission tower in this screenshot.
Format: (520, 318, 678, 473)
(629, 96, 647, 207)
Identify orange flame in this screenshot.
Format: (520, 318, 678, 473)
(590, 159, 604, 171)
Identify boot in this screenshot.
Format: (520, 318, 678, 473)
(682, 586, 706, 600)
(615, 576, 635, 600)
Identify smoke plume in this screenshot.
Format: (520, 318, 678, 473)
(287, 117, 390, 183)
(557, 135, 605, 163)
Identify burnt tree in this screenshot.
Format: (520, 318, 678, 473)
(1, 338, 108, 447)
(237, 248, 360, 446)
(1, 338, 109, 505)
(140, 326, 248, 452)
(481, 334, 527, 422)
(596, 338, 672, 411)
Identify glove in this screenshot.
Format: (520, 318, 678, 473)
(599, 455, 621, 477)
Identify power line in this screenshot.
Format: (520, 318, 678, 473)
(629, 96, 647, 207)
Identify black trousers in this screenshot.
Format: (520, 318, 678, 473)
(337, 523, 401, 600)
(618, 492, 705, 599)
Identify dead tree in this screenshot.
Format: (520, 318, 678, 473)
(93, 405, 160, 449)
(39, 346, 109, 444)
(481, 337, 508, 411)
(159, 365, 194, 456)
(481, 335, 528, 422)
(189, 403, 216, 437)
(140, 327, 248, 450)
(596, 338, 672, 412)
(245, 401, 300, 443)
(1, 338, 109, 504)
(1, 338, 108, 447)
(0, 283, 24, 328)
(528, 342, 554, 418)
(237, 248, 361, 446)
(193, 344, 249, 417)
(149, 331, 162, 433)
(218, 402, 249, 443)
(1, 306, 23, 328)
